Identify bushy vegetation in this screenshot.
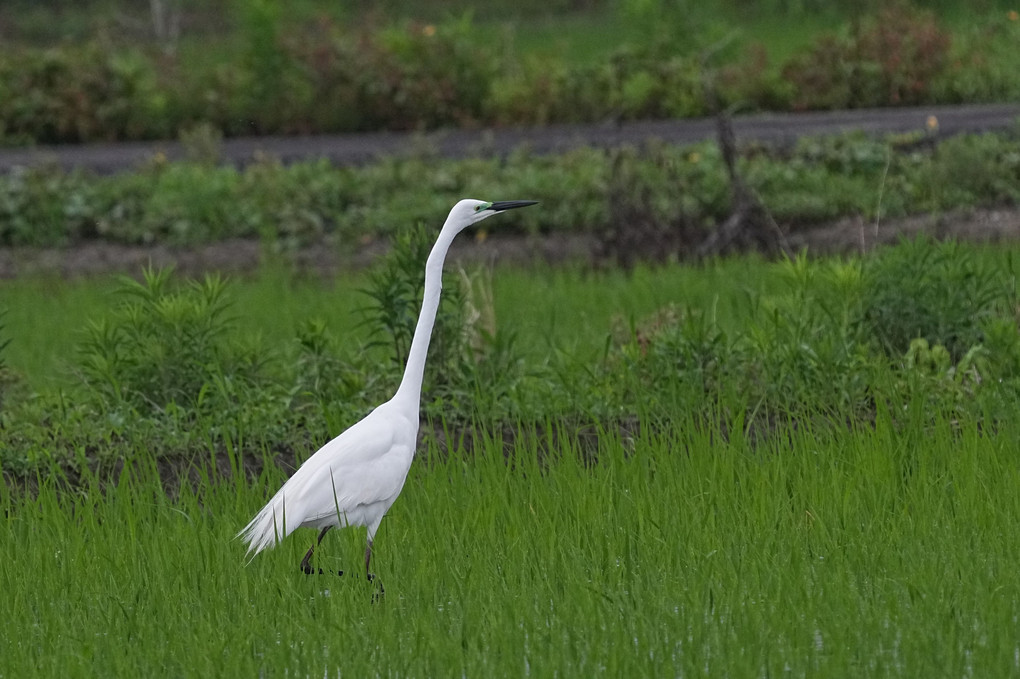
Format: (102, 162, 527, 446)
(2, 237, 1019, 479)
(0, 4, 1018, 144)
(1, 129, 1017, 250)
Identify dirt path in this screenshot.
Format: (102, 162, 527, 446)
(1, 103, 1018, 174)
(1, 103, 1018, 278)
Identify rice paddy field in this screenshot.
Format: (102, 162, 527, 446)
(2, 245, 1020, 676)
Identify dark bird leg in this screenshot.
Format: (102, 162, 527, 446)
(300, 526, 333, 575)
(365, 537, 384, 598)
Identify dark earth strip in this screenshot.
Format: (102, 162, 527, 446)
(3, 207, 1019, 280)
(1, 103, 1018, 175)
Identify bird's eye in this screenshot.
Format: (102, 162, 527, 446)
(474, 205, 482, 212)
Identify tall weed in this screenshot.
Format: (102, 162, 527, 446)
(76, 267, 271, 416)
(860, 236, 1010, 360)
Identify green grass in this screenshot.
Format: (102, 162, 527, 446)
(3, 243, 1020, 673)
(499, 3, 852, 65)
(0, 275, 120, 391)
(0, 258, 780, 392)
(2, 412, 1018, 676)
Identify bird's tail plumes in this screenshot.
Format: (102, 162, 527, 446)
(237, 491, 292, 559)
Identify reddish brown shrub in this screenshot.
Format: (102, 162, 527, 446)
(781, 5, 951, 110)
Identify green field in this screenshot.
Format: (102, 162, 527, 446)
(2, 0, 1020, 672)
(3, 414, 1018, 676)
(2, 240, 1020, 675)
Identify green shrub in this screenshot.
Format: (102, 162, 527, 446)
(920, 133, 1020, 209)
(604, 240, 1020, 423)
(76, 267, 273, 416)
(357, 224, 526, 424)
(0, 9, 1017, 144)
(611, 304, 734, 415)
(360, 225, 469, 395)
(0, 167, 95, 246)
(860, 237, 1010, 361)
(932, 12, 1020, 103)
(490, 45, 705, 125)
(291, 318, 377, 433)
(5, 238, 1020, 477)
(0, 131, 1018, 252)
(745, 255, 875, 417)
(0, 42, 168, 143)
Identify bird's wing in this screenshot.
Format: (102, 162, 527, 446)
(238, 404, 417, 555)
(286, 411, 416, 523)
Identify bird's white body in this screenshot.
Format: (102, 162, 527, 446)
(239, 400, 417, 555)
(239, 198, 537, 574)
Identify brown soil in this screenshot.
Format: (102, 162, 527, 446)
(1, 207, 1018, 280)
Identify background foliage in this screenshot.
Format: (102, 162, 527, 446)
(0, 3, 1018, 144)
(1, 130, 1018, 251)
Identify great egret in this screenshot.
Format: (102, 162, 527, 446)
(239, 199, 538, 582)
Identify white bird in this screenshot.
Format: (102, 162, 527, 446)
(239, 198, 538, 582)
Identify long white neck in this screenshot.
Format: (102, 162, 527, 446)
(391, 224, 460, 411)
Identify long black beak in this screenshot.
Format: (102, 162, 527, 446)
(489, 200, 538, 212)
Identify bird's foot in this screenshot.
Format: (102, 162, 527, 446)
(367, 573, 385, 600)
(301, 565, 345, 577)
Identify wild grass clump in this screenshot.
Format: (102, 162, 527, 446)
(77, 267, 267, 414)
(0, 230, 525, 474)
(860, 236, 1010, 360)
(601, 240, 1020, 424)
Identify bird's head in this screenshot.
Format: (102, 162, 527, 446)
(447, 198, 538, 232)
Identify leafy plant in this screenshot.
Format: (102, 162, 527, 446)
(781, 5, 952, 110)
(860, 236, 1009, 361)
(292, 318, 375, 431)
(76, 266, 271, 416)
(611, 303, 733, 415)
(921, 132, 1020, 209)
(0, 129, 1018, 252)
(358, 225, 472, 392)
(931, 10, 1020, 104)
(0, 7, 1016, 145)
(0, 42, 168, 144)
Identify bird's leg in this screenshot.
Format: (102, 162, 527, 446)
(300, 526, 333, 575)
(365, 538, 384, 598)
